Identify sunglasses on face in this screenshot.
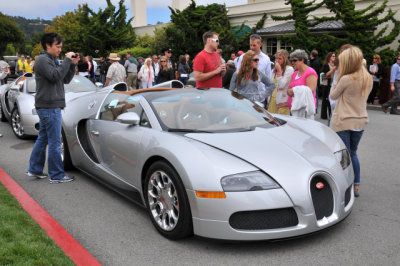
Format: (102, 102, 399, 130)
(397, 58, 400, 60)
(291, 59, 298, 63)
(253, 58, 259, 62)
(210, 38, 219, 43)
(161, 60, 166, 62)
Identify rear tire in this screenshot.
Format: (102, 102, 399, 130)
(61, 130, 74, 170)
(144, 161, 193, 240)
(0, 102, 7, 122)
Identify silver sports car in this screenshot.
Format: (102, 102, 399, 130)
(61, 87, 354, 240)
(0, 74, 126, 139)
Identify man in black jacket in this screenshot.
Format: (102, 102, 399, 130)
(26, 32, 78, 184)
(99, 57, 110, 85)
(309, 50, 321, 112)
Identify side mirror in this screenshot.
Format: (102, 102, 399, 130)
(95, 82, 103, 88)
(10, 84, 20, 92)
(116, 112, 140, 125)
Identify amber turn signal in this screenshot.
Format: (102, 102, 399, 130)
(196, 191, 226, 199)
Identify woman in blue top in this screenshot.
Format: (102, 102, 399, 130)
(229, 50, 275, 103)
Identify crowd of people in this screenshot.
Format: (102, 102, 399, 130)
(94, 47, 193, 90)
(191, 31, 400, 197)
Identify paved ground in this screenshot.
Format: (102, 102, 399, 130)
(0, 106, 399, 266)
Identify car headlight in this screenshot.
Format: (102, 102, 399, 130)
(334, 149, 351, 169)
(221, 171, 280, 192)
(32, 108, 37, 115)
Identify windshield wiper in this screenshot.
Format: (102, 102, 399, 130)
(168, 128, 213, 133)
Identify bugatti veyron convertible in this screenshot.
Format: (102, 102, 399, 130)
(61, 87, 354, 240)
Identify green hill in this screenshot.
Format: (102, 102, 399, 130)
(11, 16, 52, 42)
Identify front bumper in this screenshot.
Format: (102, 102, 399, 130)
(187, 185, 354, 241)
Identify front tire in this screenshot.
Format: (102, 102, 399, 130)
(11, 107, 28, 139)
(144, 161, 193, 240)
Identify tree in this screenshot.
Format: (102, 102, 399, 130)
(46, 6, 88, 54)
(134, 34, 155, 50)
(31, 43, 42, 58)
(80, 0, 136, 57)
(5, 44, 16, 56)
(233, 13, 268, 53)
(153, 25, 170, 56)
(0, 12, 25, 57)
(165, 1, 230, 60)
(323, 0, 400, 60)
(271, 0, 325, 53)
(47, 0, 135, 57)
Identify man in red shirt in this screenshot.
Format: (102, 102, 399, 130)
(193, 31, 226, 88)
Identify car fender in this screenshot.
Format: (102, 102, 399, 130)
(138, 130, 258, 192)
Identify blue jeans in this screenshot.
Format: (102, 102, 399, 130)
(100, 74, 106, 85)
(28, 108, 64, 179)
(336, 130, 364, 185)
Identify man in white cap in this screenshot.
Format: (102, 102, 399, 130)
(105, 53, 126, 86)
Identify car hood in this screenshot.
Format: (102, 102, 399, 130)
(185, 124, 344, 207)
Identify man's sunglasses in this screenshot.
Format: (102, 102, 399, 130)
(210, 38, 219, 43)
(253, 58, 259, 62)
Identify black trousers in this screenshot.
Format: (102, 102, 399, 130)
(320, 85, 331, 119)
(383, 80, 400, 113)
(367, 81, 380, 104)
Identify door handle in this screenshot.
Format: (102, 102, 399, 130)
(91, 130, 100, 136)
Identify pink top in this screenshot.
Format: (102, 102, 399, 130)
(288, 67, 318, 108)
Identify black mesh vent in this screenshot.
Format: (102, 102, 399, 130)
(310, 176, 334, 220)
(344, 185, 352, 206)
(229, 208, 298, 230)
(77, 120, 99, 163)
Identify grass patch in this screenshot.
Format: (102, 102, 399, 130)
(0, 182, 75, 265)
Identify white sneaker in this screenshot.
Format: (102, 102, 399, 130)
(26, 171, 49, 179)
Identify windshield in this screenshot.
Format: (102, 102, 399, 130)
(147, 88, 281, 133)
(26, 76, 97, 94)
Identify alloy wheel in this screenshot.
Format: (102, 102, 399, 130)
(11, 109, 24, 137)
(147, 170, 180, 231)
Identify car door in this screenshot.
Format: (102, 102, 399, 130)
(8, 76, 28, 112)
(87, 92, 150, 185)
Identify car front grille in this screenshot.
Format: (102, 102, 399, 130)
(344, 185, 352, 206)
(310, 176, 334, 220)
(229, 208, 298, 230)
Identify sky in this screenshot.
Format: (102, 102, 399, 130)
(2, 0, 247, 25)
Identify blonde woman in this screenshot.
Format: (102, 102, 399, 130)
(268, 49, 294, 115)
(138, 58, 154, 88)
(229, 50, 275, 103)
(157, 56, 174, 84)
(330, 46, 373, 197)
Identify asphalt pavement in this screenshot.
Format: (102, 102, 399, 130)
(0, 106, 399, 266)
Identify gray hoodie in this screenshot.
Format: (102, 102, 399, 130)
(34, 50, 76, 108)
